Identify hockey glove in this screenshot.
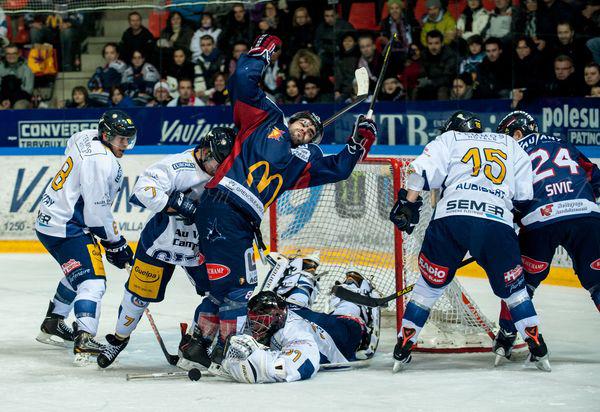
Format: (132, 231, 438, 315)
(101, 236, 134, 269)
(248, 34, 282, 64)
(224, 335, 265, 362)
(347, 115, 377, 160)
(389, 189, 423, 235)
(166, 191, 197, 224)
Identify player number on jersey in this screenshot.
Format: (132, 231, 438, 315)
(461, 148, 507, 184)
(51, 156, 74, 191)
(530, 147, 580, 184)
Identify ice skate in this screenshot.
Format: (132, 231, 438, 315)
(36, 301, 74, 348)
(177, 328, 211, 370)
(392, 338, 414, 373)
(73, 328, 104, 366)
(524, 326, 551, 372)
(97, 334, 129, 368)
(493, 328, 517, 366)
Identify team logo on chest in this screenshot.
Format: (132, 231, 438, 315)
(206, 218, 225, 243)
(267, 127, 284, 141)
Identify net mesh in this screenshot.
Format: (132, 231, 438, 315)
(270, 157, 496, 351)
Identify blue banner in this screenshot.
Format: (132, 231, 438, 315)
(0, 97, 598, 147)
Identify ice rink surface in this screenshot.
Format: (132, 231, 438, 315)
(0, 253, 598, 412)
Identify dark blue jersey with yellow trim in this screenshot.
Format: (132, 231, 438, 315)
(205, 54, 362, 221)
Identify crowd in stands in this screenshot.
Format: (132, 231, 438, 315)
(0, 0, 598, 110)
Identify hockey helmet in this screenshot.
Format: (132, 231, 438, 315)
(195, 127, 236, 163)
(302, 251, 321, 271)
(98, 109, 137, 149)
(496, 110, 538, 139)
(439, 110, 482, 133)
(288, 111, 324, 144)
(344, 265, 365, 287)
(247, 291, 288, 345)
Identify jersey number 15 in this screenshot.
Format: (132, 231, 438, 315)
(461, 148, 507, 185)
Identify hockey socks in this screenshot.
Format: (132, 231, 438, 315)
(115, 290, 148, 338)
(52, 278, 76, 318)
(73, 279, 105, 336)
(503, 288, 540, 342)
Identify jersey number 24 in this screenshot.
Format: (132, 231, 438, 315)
(529, 148, 580, 184)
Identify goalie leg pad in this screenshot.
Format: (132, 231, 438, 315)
(115, 289, 148, 338)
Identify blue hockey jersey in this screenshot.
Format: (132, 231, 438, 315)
(205, 54, 363, 222)
(517, 133, 600, 230)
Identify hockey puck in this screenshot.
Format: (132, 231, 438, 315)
(188, 368, 202, 381)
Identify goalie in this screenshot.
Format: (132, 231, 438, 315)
(219, 263, 381, 383)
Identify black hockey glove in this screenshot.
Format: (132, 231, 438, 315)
(347, 115, 377, 160)
(101, 236, 134, 269)
(166, 191, 197, 224)
(389, 189, 423, 235)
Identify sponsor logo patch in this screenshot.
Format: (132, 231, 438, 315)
(267, 127, 284, 141)
(131, 296, 147, 307)
(504, 265, 523, 284)
(418, 253, 448, 285)
(61, 259, 81, 275)
(521, 255, 549, 274)
(540, 204, 554, 217)
(206, 263, 231, 280)
(590, 258, 600, 271)
(128, 260, 163, 299)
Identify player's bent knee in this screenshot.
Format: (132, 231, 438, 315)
(76, 279, 106, 301)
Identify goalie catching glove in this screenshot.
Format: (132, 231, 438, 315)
(101, 236, 134, 269)
(389, 189, 423, 234)
(248, 34, 282, 64)
(347, 115, 377, 160)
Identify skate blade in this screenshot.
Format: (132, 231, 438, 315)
(73, 352, 99, 367)
(392, 360, 408, 373)
(493, 349, 511, 367)
(36, 331, 70, 348)
(176, 357, 206, 371)
(524, 354, 552, 372)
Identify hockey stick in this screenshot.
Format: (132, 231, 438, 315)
(124, 264, 179, 365)
(322, 67, 370, 128)
(125, 360, 371, 381)
(366, 33, 397, 120)
(332, 257, 477, 307)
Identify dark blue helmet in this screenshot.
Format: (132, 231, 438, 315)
(496, 110, 538, 138)
(98, 109, 137, 149)
(195, 127, 235, 163)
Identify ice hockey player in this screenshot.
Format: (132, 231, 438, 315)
(178, 33, 377, 369)
(493, 110, 600, 365)
(96, 127, 235, 368)
(389, 110, 551, 372)
(35, 109, 137, 362)
(220, 270, 380, 383)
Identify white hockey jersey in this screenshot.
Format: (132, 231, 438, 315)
(408, 131, 534, 226)
(222, 311, 349, 383)
(130, 149, 210, 266)
(35, 130, 123, 242)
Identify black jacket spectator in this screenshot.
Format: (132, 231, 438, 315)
(335, 33, 360, 102)
(120, 12, 156, 64)
(286, 7, 315, 62)
(314, 6, 354, 75)
(475, 38, 512, 98)
(512, 37, 545, 98)
(166, 48, 196, 82)
(545, 55, 586, 96)
(417, 31, 457, 100)
(548, 22, 593, 73)
(219, 4, 254, 56)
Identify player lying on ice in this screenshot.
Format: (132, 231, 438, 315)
(218, 254, 381, 383)
(492, 111, 600, 366)
(96, 127, 236, 368)
(36, 110, 137, 363)
(176, 33, 377, 370)
(389, 110, 551, 372)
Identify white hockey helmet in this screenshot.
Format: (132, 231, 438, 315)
(303, 251, 321, 266)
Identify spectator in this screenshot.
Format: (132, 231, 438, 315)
(0, 43, 34, 107)
(417, 30, 457, 100)
(581, 2, 600, 41)
(262, 53, 284, 99)
(381, 0, 419, 54)
(550, 21, 593, 73)
(193, 35, 225, 95)
(301, 76, 330, 103)
(545, 54, 585, 96)
(314, 6, 354, 75)
(289, 49, 321, 82)
(26, 15, 52, 45)
(167, 78, 204, 106)
(124, 50, 160, 106)
(62, 86, 91, 109)
(589, 85, 600, 97)
(165, 47, 195, 82)
(190, 12, 222, 63)
(456, 0, 490, 42)
(358, 33, 383, 91)
(583, 62, 600, 95)
(227, 41, 248, 76)
(157, 11, 194, 59)
(206, 72, 230, 105)
(88, 42, 128, 94)
(485, 0, 517, 45)
(0, 7, 7, 42)
(286, 7, 314, 61)
(278, 77, 303, 104)
(109, 85, 135, 108)
(420, 0, 457, 47)
(256, 1, 282, 37)
(51, 12, 84, 71)
(147, 81, 173, 107)
(380, 77, 406, 101)
(511, 0, 553, 52)
(474, 37, 511, 98)
(219, 3, 253, 56)
(335, 32, 360, 102)
(401, 43, 423, 100)
(450, 73, 474, 99)
(542, 0, 578, 31)
(459, 34, 485, 80)
(510, 36, 544, 107)
(119, 12, 156, 65)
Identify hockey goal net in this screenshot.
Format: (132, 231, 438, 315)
(268, 157, 497, 352)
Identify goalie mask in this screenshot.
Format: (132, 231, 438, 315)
(247, 291, 288, 345)
(496, 110, 538, 139)
(440, 110, 482, 134)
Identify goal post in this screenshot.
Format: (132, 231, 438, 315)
(268, 156, 499, 353)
